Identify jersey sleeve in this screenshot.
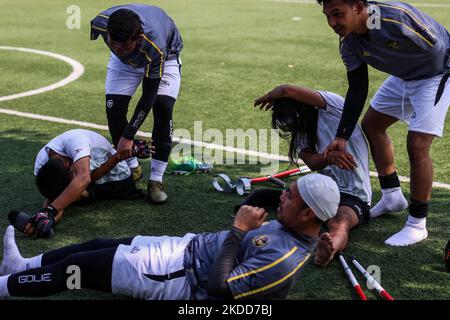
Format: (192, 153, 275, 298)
(226, 246, 311, 300)
(340, 37, 364, 72)
(317, 90, 345, 115)
(141, 39, 166, 79)
(64, 135, 91, 163)
(384, 7, 438, 51)
(90, 13, 109, 41)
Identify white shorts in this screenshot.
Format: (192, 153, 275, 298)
(370, 72, 450, 137)
(105, 53, 182, 99)
(111, 233, 196, 300)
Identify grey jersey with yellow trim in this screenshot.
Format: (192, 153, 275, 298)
(340, 1, 449, 80)
(184, 220, 317, 300)
(90, 4, 183, 78)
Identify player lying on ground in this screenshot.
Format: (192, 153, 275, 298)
(254, 85, 372, 267)
(0, 174, 339, 300)
(317, 0, 450, 246)
(9, 129, 151, 238)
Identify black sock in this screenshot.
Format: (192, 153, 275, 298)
(409, 199, 429, 219)
(378, 171, 400, 189)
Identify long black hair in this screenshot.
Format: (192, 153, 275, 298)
(271, 98, 319, 164)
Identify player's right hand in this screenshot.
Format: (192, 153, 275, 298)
(325, 150, 358, 170)
(117, 137, 134, 160)
(324, 137, 347, 157)
(233, 205, 268, 232)
(25, 209, 56, 238)
(254, 85, 288, 111)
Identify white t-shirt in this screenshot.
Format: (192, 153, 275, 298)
(298, 91, 372, 204)
(34, 129, 130, 184)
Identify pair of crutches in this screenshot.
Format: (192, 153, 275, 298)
(338, 252, 394, 300)
(212, 166, 311, 195)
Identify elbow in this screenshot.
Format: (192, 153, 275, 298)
(75, 173, 91, 189)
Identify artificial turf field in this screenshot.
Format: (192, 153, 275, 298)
(0, 0, 449, 300)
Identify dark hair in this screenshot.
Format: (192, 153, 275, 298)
(107, 9, 143, 42)
(271, 98, 319, 164)
(36, 158, 71, 201)
(316, 0, 368, 5)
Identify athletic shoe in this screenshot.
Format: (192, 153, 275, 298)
(147, 181, 168, 204)
(166, 156, 213, 175)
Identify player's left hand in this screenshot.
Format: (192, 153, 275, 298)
(233, 205, 268, 232)
(117, 137, 134, 160)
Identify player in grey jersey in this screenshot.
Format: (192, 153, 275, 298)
(318, 0, 449, 246)
(0, 174, 339, 300)
(91, 4, 183, 204)
(255, 84, 371, 267)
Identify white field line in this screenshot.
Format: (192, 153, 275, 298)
(0, 46, 84, 102)
(0, 47, 449, 190)
(265, 0, 450, 8)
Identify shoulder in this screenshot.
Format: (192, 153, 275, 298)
(317, 91, 345, 111)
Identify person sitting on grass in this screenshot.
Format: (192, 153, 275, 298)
(0, 174, 338, 300)
(8, 129, 151, 238)
(254, 84, 372, 267)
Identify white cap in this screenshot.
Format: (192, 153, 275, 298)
(296, 173, 340, 222)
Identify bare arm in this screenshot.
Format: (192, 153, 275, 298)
(50, 156, 91, 212)
(254, 84, 327, 110)
(90, 153, 121, 181)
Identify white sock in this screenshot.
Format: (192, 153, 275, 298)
(126, 157, 139, 170)
(0, 275, 10, 298)
(370, 187, 408, 218)
(385, 215, 428, 246)
(150, 159, 167, 183)
(0, 226, 42, 276)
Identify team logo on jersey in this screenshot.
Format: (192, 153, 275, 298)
(385, 40, 400, 49)
(107, 99, 114, 109)
(130, 246, 141, 254)
(252, 235, 270, 247)
(160, 79, 170, 87)
(362, 50, 371, 57)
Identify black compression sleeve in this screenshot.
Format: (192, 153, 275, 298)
(336, 63, 369, 140)
(122, 77, 160, 139)
(207, 227, 247, 299)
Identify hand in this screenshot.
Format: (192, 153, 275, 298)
(132, 138, 155, 159)
(254, 85, 288, 111)
(324, 137, 347, 158)
(117, 137, 134, 160)
(233, 205, 268, 232)
(25, 207, 57, 238)
(325, 150, 358, 171)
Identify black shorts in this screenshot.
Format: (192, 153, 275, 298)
(84, 176, 143, 202)
(339, 192, 371, 226)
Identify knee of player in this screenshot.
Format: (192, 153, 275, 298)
(406, 137, 432, 160)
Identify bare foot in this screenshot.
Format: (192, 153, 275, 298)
(315, 233, 336, 267)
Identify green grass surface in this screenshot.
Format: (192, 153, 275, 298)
(0, 0, 449, 300)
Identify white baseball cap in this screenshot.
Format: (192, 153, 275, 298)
(296, 173, 340, 222)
